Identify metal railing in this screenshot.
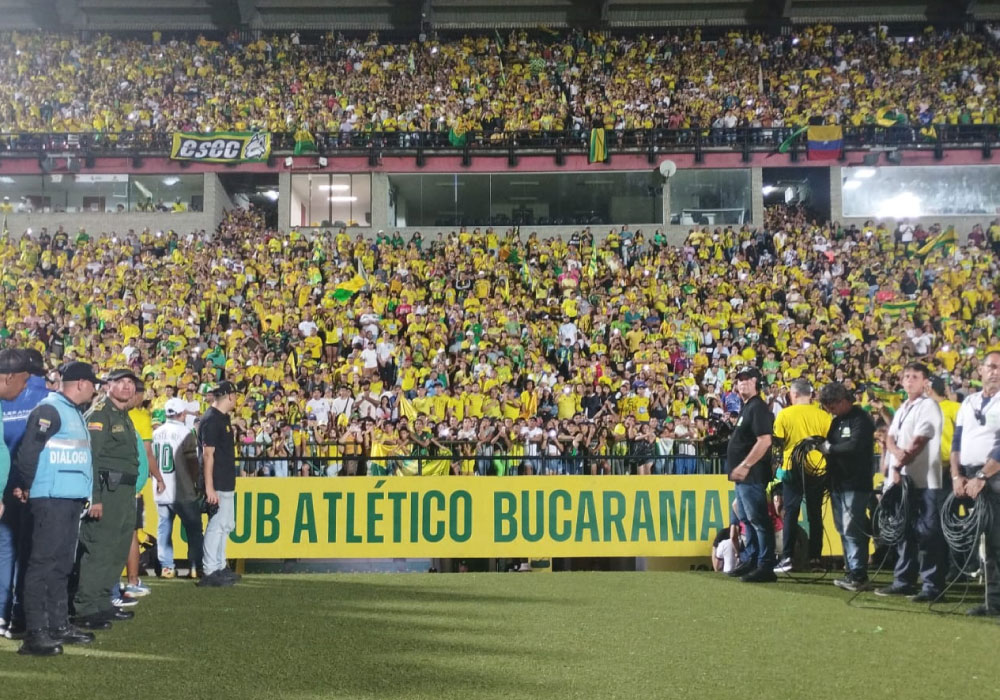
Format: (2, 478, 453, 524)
(0, 125, 995, 158)
(235, 449, 727, 478)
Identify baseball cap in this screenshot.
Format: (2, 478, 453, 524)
(23, 349, 46, 376)
(210, 381, 238, 396)
(735, 366, 761, 380)
(61, 361, 102, 384)
(165, 397, 188, 417)
(0, 349, 28, 375)
(105, 368, 140, 383)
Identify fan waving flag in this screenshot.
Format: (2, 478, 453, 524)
(806, 125, 842, 160)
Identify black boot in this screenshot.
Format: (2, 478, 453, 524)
(18, 630, 63, 657)
(50, 625, 96, 645)
(72, 613, 112, 631)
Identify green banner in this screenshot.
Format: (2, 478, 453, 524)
(170, 131, 271, 163)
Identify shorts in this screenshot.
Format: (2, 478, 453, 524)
(136, 494, 145, 530)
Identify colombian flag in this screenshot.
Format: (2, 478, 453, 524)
(806, 125, 842, 161)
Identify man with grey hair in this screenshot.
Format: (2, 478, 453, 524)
(772, 378, 832, 573)
(818, 382, 876, 592)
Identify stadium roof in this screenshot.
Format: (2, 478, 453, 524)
(0, 0, 994, 31)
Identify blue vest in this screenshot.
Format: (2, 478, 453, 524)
(1, 375, 52, 454)
(31, 393, 93, 500)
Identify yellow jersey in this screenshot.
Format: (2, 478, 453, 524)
(772, 403, 832, 473)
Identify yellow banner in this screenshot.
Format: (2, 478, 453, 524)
(143, 476, 847, 559)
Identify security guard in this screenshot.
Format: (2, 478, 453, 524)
(14, 362, 100, 656)
(72, 369, 141, 629)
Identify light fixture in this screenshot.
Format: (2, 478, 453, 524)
(0, 177, 14, 184)
(263, 190, 279, 201)
(319, 184, 350, 191)
(761, 185, 777, 195)
(329, 196, 357, 202)
(876, 192, 921, 219)
(162, 177, 180, 186)
(842, 180, 862, 191)
(852, 168, 876, 179)
(318, 157, 328, 167)
(284, 156, 294, 167)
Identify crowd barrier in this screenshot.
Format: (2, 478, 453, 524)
(1, 125, 994, 158)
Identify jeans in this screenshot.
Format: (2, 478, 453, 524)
(782, 470, 825, 561)
(982, 492, 1000, 610)
(894, 486, 947, 594)
(735, 482, 776, 568)
(0, 496, 25, 622)
(831, 489, 871, 579)
(202, 491, 235, 575)
(156, 501, 204, 573)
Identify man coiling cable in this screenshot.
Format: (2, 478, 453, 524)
(949, 351, 1000, 616)
(817, 383, 877, 593)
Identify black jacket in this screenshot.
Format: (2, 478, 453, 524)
(826, 405, 876, 492)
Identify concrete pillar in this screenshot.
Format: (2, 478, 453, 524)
(829, 166, 843, 223)
(750, 167, 764, 227)
(661, 176, 671, 227)
(278, 170, 291, 232)
(370, 172, 390, 231)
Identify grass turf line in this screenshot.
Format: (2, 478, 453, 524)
(1, 571, 998, 700)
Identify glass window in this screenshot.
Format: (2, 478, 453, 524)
(387, 171, 662, 228)
(841, 165, 1000, 217)
(0, 174, 203, 213)
(290, 174, 372, 227)
(669, 169, 750, 226)
(130, 174, 204, 212)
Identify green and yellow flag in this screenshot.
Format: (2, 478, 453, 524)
(588, 128, 608, 164)
(293, 128, 317, 155)
(915, 227, 957, 257)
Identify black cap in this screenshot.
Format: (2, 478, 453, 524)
(61, 361, 102, 384)
(0, 349, 28, 374)
(210, 381, 238, 396)
(23, 348, 45, 376)
(105, 368, 140, 383)
(735, 365, 761, 380)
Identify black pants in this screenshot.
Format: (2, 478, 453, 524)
(782, 470, 825, 561)
(23, 498, 84, 632)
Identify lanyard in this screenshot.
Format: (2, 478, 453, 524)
(894, 396, 927, 432)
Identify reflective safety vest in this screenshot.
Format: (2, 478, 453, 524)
(31, 393, 93, 500)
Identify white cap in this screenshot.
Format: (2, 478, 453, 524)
(165, 398, 188, 417)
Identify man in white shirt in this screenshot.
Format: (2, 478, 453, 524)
(950, 351, 1000, 616)
(305, 389, 330, 427)
(878, 362, 947, 601)
(330, 386, 354, 419)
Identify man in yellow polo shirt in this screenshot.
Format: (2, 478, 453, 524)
(773, 378, 832, 573)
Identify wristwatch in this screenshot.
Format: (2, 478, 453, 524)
(975, 470, 988, 481)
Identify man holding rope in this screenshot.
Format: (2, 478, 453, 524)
(950, 351, 1000, 616)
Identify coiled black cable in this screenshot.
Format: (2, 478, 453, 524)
(790, 436, 829, 482)
(873, 476, 909, 547)
(941, 490, 991, 573)
(777, 435, 833, 583)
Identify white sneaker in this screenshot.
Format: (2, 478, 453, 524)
(112, 596, 139, 608)
(0, 617, 8, 639)
(517, 562, 532, 572)
(773, 558, 793, 574)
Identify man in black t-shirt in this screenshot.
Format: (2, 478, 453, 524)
(726, 366, 777, 583)
(197, 382, 240, 588)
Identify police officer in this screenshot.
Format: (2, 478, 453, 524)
(950, 351, 1000, 616)
(13, 362, 99, 656)
(72, 369, 141, 629)
(817, 382, 876, 592)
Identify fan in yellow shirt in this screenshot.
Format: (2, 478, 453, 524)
(772, 378, 832, 569)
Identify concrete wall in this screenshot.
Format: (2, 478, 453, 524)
(207, 172, 235, 227)
(3, 209, 217, 238)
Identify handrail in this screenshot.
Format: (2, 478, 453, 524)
(0, 125, 994, 157)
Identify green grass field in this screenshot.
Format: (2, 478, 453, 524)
(1, 571, 998, 700)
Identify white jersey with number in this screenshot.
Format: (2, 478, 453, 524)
(152, 420, 197, 505)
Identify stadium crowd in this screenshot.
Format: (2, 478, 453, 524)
(1, 24, 1000, 141)
(1, 203, 998, 477)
